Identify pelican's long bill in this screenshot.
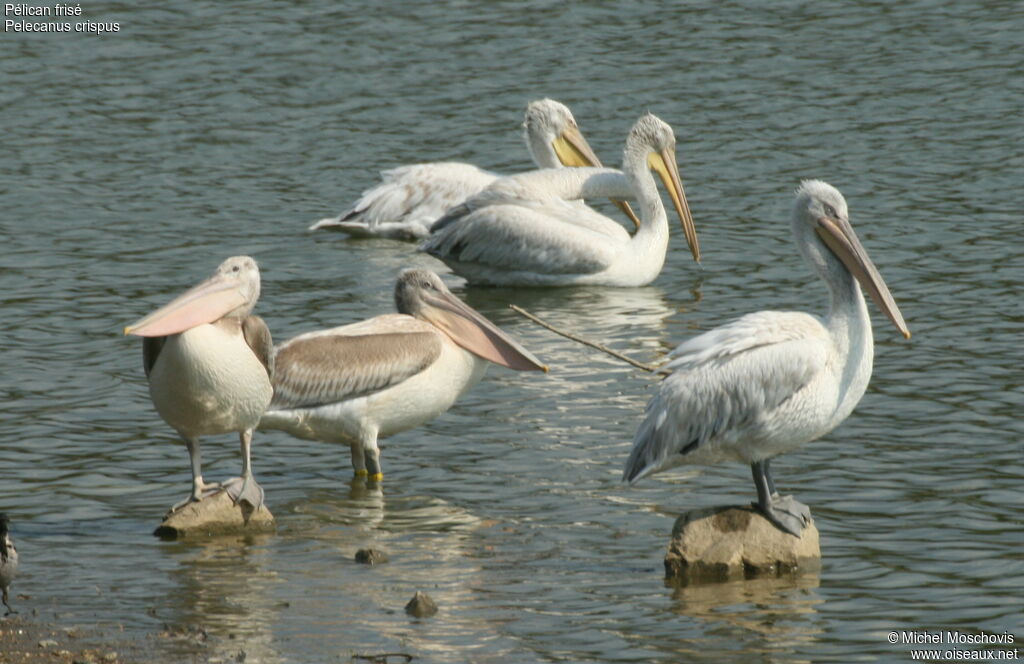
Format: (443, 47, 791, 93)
(418, 289, 548, 372)
(815, 215, 911, 339)
(554, 124, 641, 230)
(552, 124, 602, 169)
(648, 148, 699, 262)
(124, 273, 247, 337)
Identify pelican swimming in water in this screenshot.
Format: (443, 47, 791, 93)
(623, 180, 910, 536)
(310, 99, 639, 241)
(259, 269, 547, 480)
(0, 513, 17, 615)
(419, 113, 699, 287)
(125, 256, 274, 513)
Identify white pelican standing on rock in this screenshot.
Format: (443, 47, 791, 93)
(419, 113, 699, 287)
(259, 269, 547, 481)
(125, 256, 274, 513)
(0, 513, 17, 615)
(310, 99, 638, 241)
(623, 181, 910, 537)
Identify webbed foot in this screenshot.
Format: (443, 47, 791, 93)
(222, 474, 265, 511)
(755, 494, 811, 537)
(167, 481, 222, 515)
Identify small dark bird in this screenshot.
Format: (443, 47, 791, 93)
(0, 513, 18, 615)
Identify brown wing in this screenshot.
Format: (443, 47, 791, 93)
(242, 315, 275, 380)
(142, 336, 166, 378)
(270, 330, 442, 410)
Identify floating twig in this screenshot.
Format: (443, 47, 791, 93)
(509, 304, 669, 375)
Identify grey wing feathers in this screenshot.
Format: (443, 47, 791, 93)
(270, 331, 442, 410)
(142, 336, 166, 378)
(664, 311, 824, 371)
(346, 164, 496, 224)
(623, 313, 828, 482)
(421, 203, 615, 275)
(243, 315, 275, 380)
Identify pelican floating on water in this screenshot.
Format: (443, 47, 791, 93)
(259, 269, 547, 480)
(623, 180, 909, 536)
(419, 113, 699, 287)
(0, 513, 17, 615)
(310, 99, 638, 241)
(125, 256, 274, 513)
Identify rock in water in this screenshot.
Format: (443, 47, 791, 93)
(354, 548, 389, 565)
(404, 591, 437, 618)
(664, 505, 820, 582)
(153, 489, 275, 539)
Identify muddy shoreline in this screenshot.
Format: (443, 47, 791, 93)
(0, 615, 221, 664)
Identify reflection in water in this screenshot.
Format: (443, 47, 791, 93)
(162, 534, 282, 664)
(271, 485, 518, 661)
(155, 485, 512, 661)
(291, 479, 387, 532)
(287, 479, 485, 535)
(460, 283, 684, 373)
(667, 573, 823, 661)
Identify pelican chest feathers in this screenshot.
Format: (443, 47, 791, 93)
(125, 256, 274, 514)
(419, 113, 698, 287)
(310, 99, 636, 240)
(0, 513, 17, 615)
(259, 269, 546, 481)
(623, 181, 909, 537)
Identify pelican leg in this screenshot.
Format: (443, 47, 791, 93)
(363, 428, 383, 482)
(222, 429, 265, 511)
(350, 444, 368, 478)
(169, 437, 222, 513)
(763, 459, 779, 498)
(3, 587, 15, 615)
(751, 460, 810, 537)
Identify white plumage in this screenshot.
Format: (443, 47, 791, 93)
(419, 113, 699, 287)
(125, 256, 275, 513)
(147, 324, 272, 440)
(624, 180, 909, 536)
(310, 99, 635, 240)
(259, 269, 546, 481)
(310, 163, 497, 240)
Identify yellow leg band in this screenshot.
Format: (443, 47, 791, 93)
(368, 473, 384, 482)
(354, 469, 369, 477)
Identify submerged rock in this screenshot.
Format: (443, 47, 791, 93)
(664, 505, 820, 582)
(404, 591, 437, 618)
(355, 548, 389, 565)
(153, 490, 274, 539)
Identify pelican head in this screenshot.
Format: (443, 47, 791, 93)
(626, 113, 699, 261)
(523, 99, 599, 168)
(794, 180, 910, 338)
(125, 256, 262, 337)
(395, 269, 548, 372)
(524, 99, 640, 229)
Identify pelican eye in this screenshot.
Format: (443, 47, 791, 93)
(232, 265, 241, 273)
(823, 203, 838, 218)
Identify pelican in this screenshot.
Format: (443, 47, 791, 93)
(259, 269, 547, 480)
(419, 113, 699, 287)
(125, 256, 274, 513)
(0, 513, 17, 615)
(623, 180, 910, 536)
(309, 98, 638, 240)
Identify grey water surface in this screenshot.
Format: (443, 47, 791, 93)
(1, 1, 1021, 662)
